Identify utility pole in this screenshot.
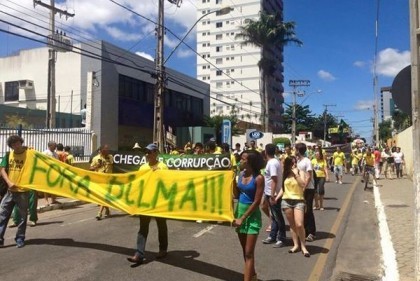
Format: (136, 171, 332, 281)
(34, 0, 74, 129)
(409, 1, 420, 280)
(154, 0, 165, 151)
(289, 80, 310, 146)
(322, 104, 336, 143)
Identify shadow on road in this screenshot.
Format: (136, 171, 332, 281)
(313, 231, 336, 241)
(323, 197, 338, 200)
(25, 239, 244, 280)
(33, 221, 64, 226)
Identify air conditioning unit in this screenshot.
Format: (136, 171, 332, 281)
(18, 80, 34, 90)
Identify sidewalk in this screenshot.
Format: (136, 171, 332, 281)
(377, 176, 416, 281)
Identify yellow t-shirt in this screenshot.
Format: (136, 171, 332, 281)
(2, 149, 29, 192)
(351, 152, 362, 165)
(333, 151, 346, 166)
(91, 154, 113, 173)
(364, 154, 375, 166)
(282, 177, 304, 200)
(139, 161, 168, 171)
(311, 158, 327, 178)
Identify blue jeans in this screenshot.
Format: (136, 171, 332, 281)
(136, 215, 168, 258)
(265, 195, 286, 242)
(0, 191, 29, 243)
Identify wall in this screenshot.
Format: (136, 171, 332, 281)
(394, 126, 413, 177)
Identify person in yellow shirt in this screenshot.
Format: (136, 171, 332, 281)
(332, 146, 346, 184)
(276, 156, 310, 257)
(311, 150, 329, 210)
(127, 143, 169, 265)
(90, 144, 113, 220)
(361, 147, 377, 189)
(0, 135, 30, 248)
(350, 149, 362, 175)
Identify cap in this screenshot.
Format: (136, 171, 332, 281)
(145, 143, 158, 151)
(132, 143, 141, 149)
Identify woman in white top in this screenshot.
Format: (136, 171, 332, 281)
(392, 147, 404, 178)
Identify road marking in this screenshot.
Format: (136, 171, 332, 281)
(308, 178, 358, 280)
(193, 225, 216, 238)
(373, 185, 399, 280)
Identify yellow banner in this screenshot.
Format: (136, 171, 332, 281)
(17, 150, 235, 222)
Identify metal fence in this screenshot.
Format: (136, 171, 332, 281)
(0, 127, 95, 162)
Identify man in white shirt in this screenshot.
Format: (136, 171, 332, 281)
(295, 143, 316, 242)
(261, 144, 286, 247)
(43, 141, 59, 205)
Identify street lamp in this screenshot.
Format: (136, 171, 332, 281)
(154, 5, 233, 151)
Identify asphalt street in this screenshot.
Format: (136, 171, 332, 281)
(0, 174, 382, 281)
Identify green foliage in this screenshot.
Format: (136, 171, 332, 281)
(203, 115, 241, 144)
(273, 137, 291, 146)
(5, 114, 33, 129)
(392, 109, 411, 131)
(379, 119, 392, 141)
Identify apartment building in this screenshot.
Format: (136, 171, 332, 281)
(196, 0, 285, 133)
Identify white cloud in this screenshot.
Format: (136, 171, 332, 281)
(375, 48, 410, 77)
(355, 100, 375, 111)
(176, 48, 194, 58)
(104, 26, 142, 42)
(353, 61, 366, 68)
(317, 70, 336, 81)
(136, 51, 154, 61)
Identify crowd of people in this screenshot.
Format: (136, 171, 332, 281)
(0, 135, 406, 281)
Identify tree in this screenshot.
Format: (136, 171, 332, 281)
(392, 109, 411, 132)
(379, 119, 392, 141)
(236, 12, 302, 132)
(282, 104, 315, 133)
(203, 114, 241, 144)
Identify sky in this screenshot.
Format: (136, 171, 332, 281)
(0, 0, 411, 142)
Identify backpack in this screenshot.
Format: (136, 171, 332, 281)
(0, 152, 10, 199)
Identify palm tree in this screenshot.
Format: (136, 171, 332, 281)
(236, 12, 302, 132)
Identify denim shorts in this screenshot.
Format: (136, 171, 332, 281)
(281, 199, 306, 211)
(334, 165, 344, 176)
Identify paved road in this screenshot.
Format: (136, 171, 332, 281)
(0, 174, 382, 281)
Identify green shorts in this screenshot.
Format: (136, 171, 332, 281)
(234, 202, 262, 235)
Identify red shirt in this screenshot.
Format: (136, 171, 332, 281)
(374, 150, 381, 164)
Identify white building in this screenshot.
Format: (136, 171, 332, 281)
(196, 0, 285, 133)
(0, 41, 210, 149)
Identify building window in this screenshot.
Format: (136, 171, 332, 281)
(216, 0, 222, 4)
(4, 81, 19, 102)
(216, 70, 222, 76)
(202, 65, 207, 69)
(216, 82, 223, 88)
(216, 22, 223, 28)
(202, 32, 206, 36)
(202, 43, 207, 47)
(216, 34, 222, 40)
(216, 58, 223, 64)
(216, 46, 222, 52)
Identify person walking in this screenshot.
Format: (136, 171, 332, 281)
(233, 150, 265, 281)
(392, 147, 404, 179)
(127, 143, 169, 265)
(312, 150, 329, 211)
(90, 144, 113, 220)
(295, 143, 316, 242)
(277, 156, 310, 257)
(332, 146, 345, 184)
(261, 144, 286, 248)
(0, 135, 31, 248)
(43, 141, 59, 205)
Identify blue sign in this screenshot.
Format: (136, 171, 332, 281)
(249, 130, 264, 140)
(221, 119, 232, 147)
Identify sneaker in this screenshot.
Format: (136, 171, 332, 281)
(16, 240, 25, 248)
(95, 214, 102, 220)
(262, 237, 276, 244)
(28, 221, 36, 227)
(273, 240, 284, 248)
(339, 181, 343, 184)
(335, 180, 339, 183)
(305, 234, 315, 242)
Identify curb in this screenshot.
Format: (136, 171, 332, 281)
(37, 200, 87, 213)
